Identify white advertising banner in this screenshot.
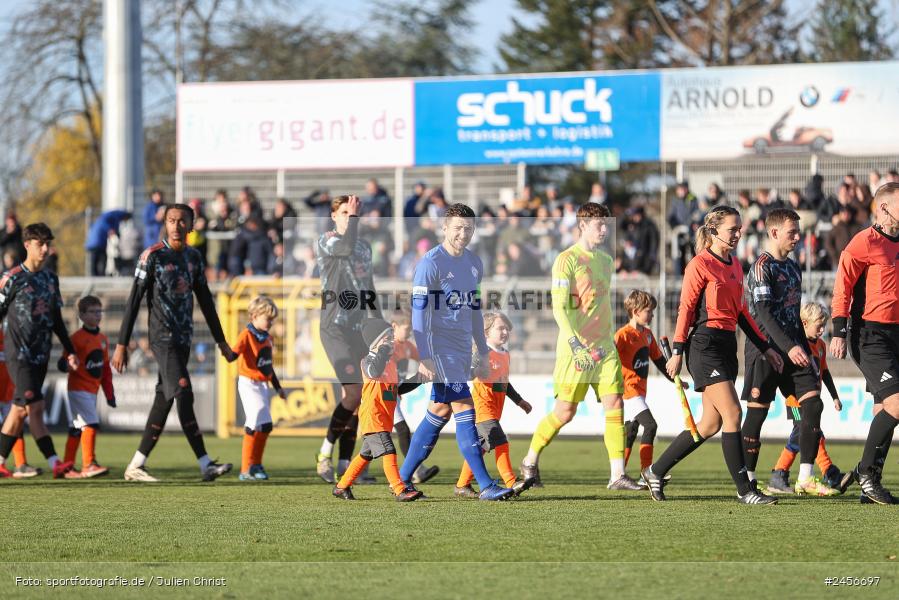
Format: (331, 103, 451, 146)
(177, 79, 414, 171)
(661, 60, 899, 160)
(402, 375, 888, 441)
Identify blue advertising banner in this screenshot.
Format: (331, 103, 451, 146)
(414, 73, 660, 165)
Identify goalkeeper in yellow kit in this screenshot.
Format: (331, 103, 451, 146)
(520, 203, 643, 491)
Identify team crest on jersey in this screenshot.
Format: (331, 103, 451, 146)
(451, 382, 464, 393)
(471, 266, 478, 278)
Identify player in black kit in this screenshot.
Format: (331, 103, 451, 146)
(314, 194, 383, 483)
(0, 223, 79, 479)
(112, 204, 237, 482)
(740, 209, 838, 494)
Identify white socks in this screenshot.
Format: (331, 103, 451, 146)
(523, 449, 539, 466)
(798, 463, 813, 482)
(319, 439, 334, 457)
(47, 455, 60, 469)
(128, 451, 147, 470)
(747, 471, 756, 482)
(610, 458, 625, 481)
(198, 455, 212, 471)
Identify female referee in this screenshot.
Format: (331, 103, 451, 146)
(641, 205, 785, 504)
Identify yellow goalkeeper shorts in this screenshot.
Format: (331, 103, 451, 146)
(553, 349, 623, 402)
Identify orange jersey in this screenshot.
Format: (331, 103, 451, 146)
(232, 327, 275, 382)
(615, 324, 662, 399)
(674, 249, 766, 347)
(472, 348, 511, 423)
(832, 227, 899, 331)
(809, 337, 828, 379)
(66, 328, 113, 397)
(392, 339, 419, 363)
(359, 357, 399, 435)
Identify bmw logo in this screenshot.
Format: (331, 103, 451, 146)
(800, 86, 819, 108)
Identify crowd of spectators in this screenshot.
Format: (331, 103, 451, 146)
(667, 168, 899, 274)
(81, 166, 899, 281)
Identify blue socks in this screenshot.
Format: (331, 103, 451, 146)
(786, 424, 800, 454)
(399, 410, 448, 482)
(454, 409, 494, 489)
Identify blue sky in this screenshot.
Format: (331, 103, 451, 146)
(305, 0, 521, 73)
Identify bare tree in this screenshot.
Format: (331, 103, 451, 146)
(649, 0, 801, 66)
(0, 1, 103, 198)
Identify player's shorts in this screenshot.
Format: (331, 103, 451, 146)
(854, 324, 899, 400)
(238, 375, 272, 430)
(152, 343, 193, 401)
(431, 382, 472, 403)
(685, 328, 737, 393)
(623, 395, 650, 421)
(68, 390, 99, 429)
(427, 352, 473, 403)
(320, 324, 367, 385)
(8, 357, 48, 406)
(785, 403, 802, 421)
(475, 418, 508, 451)
(741, 345, 820, 404)
(850, 324, 887, 404)
(359, 430, 396, 460)
(553, 348, 623, 403)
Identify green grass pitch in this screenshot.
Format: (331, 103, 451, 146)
(1, 433, 897, 599)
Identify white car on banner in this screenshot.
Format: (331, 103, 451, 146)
(661, 60, 899, 160)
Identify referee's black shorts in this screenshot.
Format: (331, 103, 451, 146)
(686, 327, 738, 392)
(320, 324, 367, 385)
(854, 323, 899, 401)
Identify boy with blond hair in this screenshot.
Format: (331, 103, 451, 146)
(766, 302, 846, 496)
(232, 295, 286, 481)
(59, 295, 116, 478)
(454, 311, 534, 498)
(614, 290, 680, 476)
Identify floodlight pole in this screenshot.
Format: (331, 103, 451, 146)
(102, 0, 144, 212)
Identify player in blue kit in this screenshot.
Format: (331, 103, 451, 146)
(398, 203, 514, 501)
